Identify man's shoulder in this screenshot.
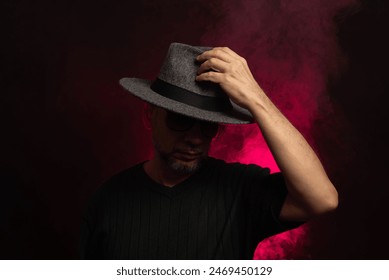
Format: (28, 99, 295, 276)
(205, 157, 270, 172)
(92, 161, 145, 197)
(203, 157, 271, 176)
(105, 161, 145, 184)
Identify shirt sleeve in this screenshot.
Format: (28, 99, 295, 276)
(242, 166, 304, 241)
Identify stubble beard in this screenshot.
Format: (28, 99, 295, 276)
(167, 156, 203, 174)
(153, 142, 206, 175)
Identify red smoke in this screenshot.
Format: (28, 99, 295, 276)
(203, 0, 358, 259)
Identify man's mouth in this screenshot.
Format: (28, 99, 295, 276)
(173, 150, 203, 161)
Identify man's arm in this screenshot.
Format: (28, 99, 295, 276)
(196, 47, 338, 222)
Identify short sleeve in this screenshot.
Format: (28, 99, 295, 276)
(242, 167, 303, 241)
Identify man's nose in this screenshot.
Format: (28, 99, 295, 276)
(184, 123, 206, 144)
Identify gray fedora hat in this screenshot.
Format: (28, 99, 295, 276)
(119, 42, 253, 124)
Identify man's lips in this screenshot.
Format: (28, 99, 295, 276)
(173, 150, 203, 160)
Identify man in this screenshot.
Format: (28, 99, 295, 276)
(80, 42, 338, 259)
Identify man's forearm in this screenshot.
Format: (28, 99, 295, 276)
(249, 91, 338, 221)
(195, 46, 338, 221)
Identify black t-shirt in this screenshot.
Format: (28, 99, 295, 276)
(80, 157, 302, 259)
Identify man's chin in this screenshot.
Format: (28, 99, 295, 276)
(168, 158, 203, 175)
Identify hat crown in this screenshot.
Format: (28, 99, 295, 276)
(119, 42, 253, 124)
(158, 43, 224, 97)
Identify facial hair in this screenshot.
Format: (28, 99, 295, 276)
(153, 141, 206, 175)
(167, 155, 203, 174)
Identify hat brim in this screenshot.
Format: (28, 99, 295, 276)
(119, 78, 254, 124)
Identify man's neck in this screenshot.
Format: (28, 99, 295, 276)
(143, 158, 193, 188)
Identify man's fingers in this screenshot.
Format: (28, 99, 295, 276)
(196, 47, 234, 63)
(197, 58, 229, 74)
(195, 71, 223, 83)
(195, 46, 248, 87)
(212, 47, 241, 59)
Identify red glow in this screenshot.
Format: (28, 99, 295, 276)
(204, 0, 358, 259)
(209, 124, 310, 259)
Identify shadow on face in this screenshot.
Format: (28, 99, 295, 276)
(145, 104, 218, 174)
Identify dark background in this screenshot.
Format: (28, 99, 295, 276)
(1, 0, 388, 259)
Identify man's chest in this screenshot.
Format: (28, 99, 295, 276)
(100, 186, 246, 259)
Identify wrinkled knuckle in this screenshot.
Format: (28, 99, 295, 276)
(208, 57, 217, 64)
(239, 57, 247, 64)
(206, 71, 215, 78)
(213, 49, 222, 56)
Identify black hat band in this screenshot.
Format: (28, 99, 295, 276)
(150, 78, 233, 113)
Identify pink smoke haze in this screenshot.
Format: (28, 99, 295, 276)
(205, 0, 358, 259)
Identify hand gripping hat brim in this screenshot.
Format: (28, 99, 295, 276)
(119, 42, 254, 124)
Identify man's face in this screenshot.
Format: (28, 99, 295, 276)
(149, 106, 218, 174)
